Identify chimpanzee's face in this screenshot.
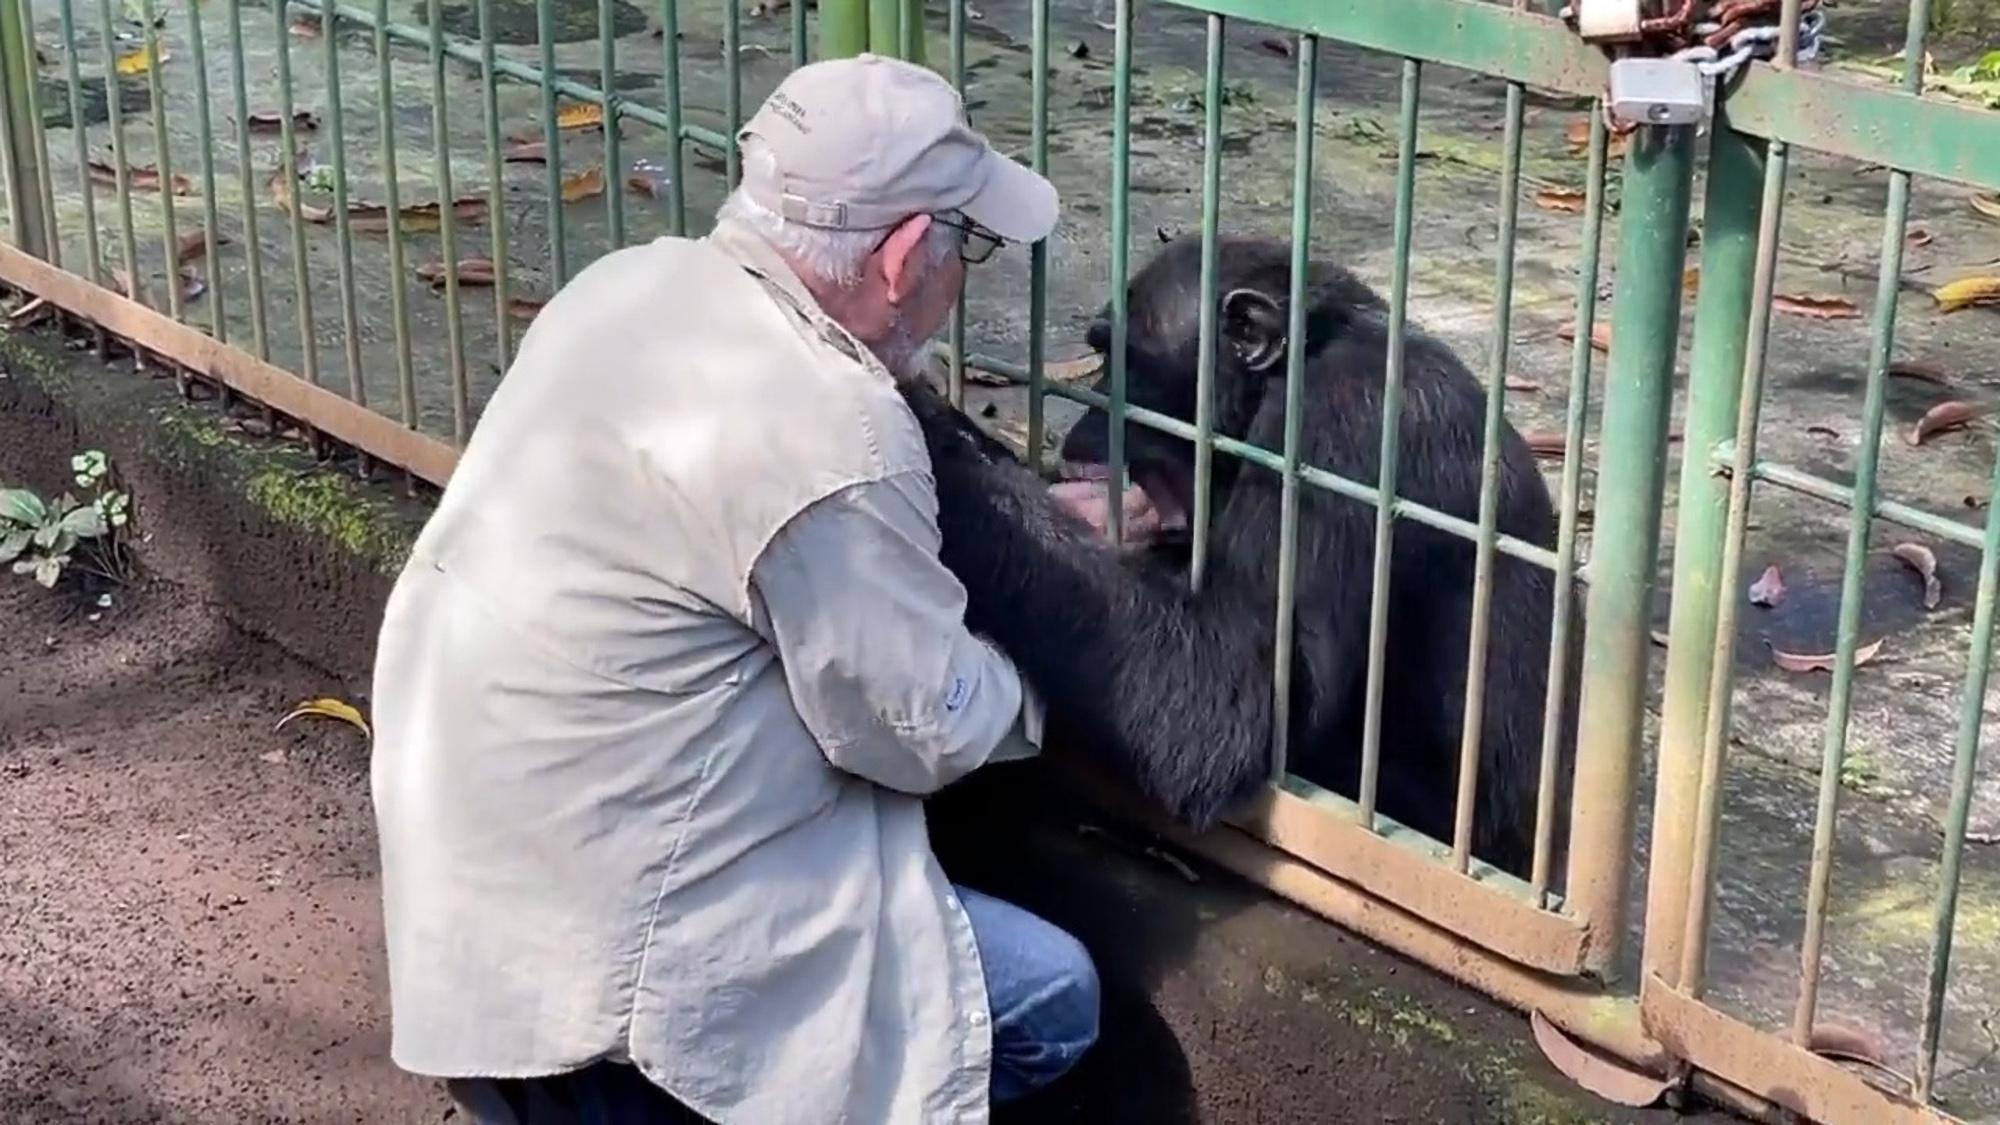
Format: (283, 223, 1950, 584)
(1055, 236, 1298, 535)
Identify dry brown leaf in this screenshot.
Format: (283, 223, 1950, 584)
(1531, 1012, 1672, 1109)
(1505, 376, 1542, 392)
(345, 197, 489, 233)
(110, 265, 203, 302)
(1771, 638, 1883, 674)
(1907, 226, 1936, 248)
(1534, 187, 1586, 214)
(1556, 320, 1612, 353)
(1806, 424, 1840, 439)
(415, 257, 499, 288)
(1892, 542, 1942, 609)
(113, 45, 167, 76)
(1772, 293, 1861, 320)
(1934, 276, 2000, 313)
(1256, 36, 1294, 59)
(1683, 265, 1700, 294)
(503, 140, 547, 163)
(266, 165, 333, 222)
(1523, 431, 1568, 460)
(1971, 193, 2000, 221)
(1044, 354, 1104, 383)
(556, 103, 606, 131)
(507, 295, 547, 322)
(246, 109, 319, 134)
(288, 13, 320, 37)
(1649, 629, 1671, 647)
(1907, 400, 1994, 446)
(625, 173, 664, 197)
(1748, 564, 1786, 608)
(1888, 359, 1953, 387)
(174, 227, 226, 264)
(1564, 118, 1628, 159)
(88, 158, 192, 196)
(560, 164, 606, 203)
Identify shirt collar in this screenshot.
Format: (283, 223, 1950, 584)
(704, 219, 895, 384)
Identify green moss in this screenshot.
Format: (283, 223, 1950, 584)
(243, 466, 415, 574)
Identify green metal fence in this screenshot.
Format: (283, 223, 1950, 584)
(2, 0, 1999, 1121)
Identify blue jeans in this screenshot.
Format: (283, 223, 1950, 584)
(448, 884, 1099, 1122)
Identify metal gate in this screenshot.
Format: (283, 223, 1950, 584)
(0, 0, 1994, 1121)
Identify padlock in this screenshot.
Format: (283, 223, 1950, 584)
(1573, 0, 1643, 43)
(1607, 57, 1708, 126)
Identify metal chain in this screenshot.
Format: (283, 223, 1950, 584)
(1676, 5, 1825, 80)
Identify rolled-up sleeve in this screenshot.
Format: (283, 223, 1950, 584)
(748, 469, 1042, 795)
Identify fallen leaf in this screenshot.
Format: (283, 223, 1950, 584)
(1505, 376, 1542, 392)
(1907, 226, 1936, 247)
(8, 296, 48, 322)
(1971, 193, 2000, 221)
(415, 257, 499, 288)
(266, 164, 333, 222)
(625, 173, 665, 197)
(1044, 354, 1103, 383)
(1892, 542, 1942, 609)
(1770, 637, 1883, 674)
(1534, 186, 1587, 214)
(175, 227, 226, 264)
(288, 13, 320, 37)
(560, 164, 606, 203)
(1806, 424, 1840, 439)
(246, 109, 319, 134)
(556, 102, 606, 131)
(503, 140, 547, 163)
(113, 45, 167, 76)
(1772, 293, 1862, 320)
(1523, 431, 1568, 460)
(88, 157, 192, 196)
(1564, 117, 1628, 159)
(275, 696, 372, 738)
(1556, 320, 1612, 353)
(1683, 265, 1700, 294)
(1888, 360, 1952, 386)
(1649, 629, 1670, 647)
(344, 196, 489, 232)
(1748, 564, 1786, 608)
(1907, 400, 1994, 446)
(110, 266, 204, 302)
(258, 748, 288, 764)
(507, 295, 547, 321)
(1934, 276, 2000, 313)
(1966, 495, 1990, 511)
(1256, 37, 1294, 59)
(1531, 1011, 1672, 1108)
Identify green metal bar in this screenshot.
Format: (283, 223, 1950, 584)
(56, 0, 100, 283)
(1530, 98, 1609, 906)
(15, 0, 57, 266)
(790, 0, 807, 66)
(898, 0, 922, 63)
(1105, 0, 1131, 547)
(375, 0, 417, 429)
(322, 1, 365, 404)
(429, 0, 469, 443)
(0, 0, 48, 259)
(658, 0, 686, 236)
(1719, 452, 1984, 552)
(96, 0, 143, 309)
(1357, 58, 1423, 827)
(959, 347, 1571, 574)
(1795, 0, 1929, 1048)
(1174, 0, 1603, 98)
(945, 0, 965, 407)
(1728, 65, 2000, 191)
(478, 0, 512, 370)
(1643, 114, 1769, 982)
(1916, 408, 2000, 1103)
(820, 0, 866, 60)
(273, 0, 320, 383)
(1568, 121, 1699, 979)
(226, 0, 269, 358)
(1023, 0, 1047, 473)
(139, 0, 178, 320)
(868, 0, 896, 54)
(723, 0, 740, 185)
(599, 0, 624, 247)
(537, 0, 565, 287)
(1451, 78, 1525, 873)
(1269, 33, 1317, 782)
(186, 0, 227, 339)
(1680, 137, 1792, 1001)
(1188, 13, 1224, 595)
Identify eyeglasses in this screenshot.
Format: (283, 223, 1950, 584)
(930, 212, 1005, 265)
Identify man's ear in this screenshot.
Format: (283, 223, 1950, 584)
(879, 215, 934, 304)
(1221, 287, 1286, 372)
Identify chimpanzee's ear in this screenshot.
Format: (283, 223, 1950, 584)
(1221, 287, 1286, 372)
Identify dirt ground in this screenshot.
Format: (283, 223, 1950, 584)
(0, 555, 1727, 1124)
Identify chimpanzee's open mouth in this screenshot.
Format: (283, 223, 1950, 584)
(1052, 459, 1192, 541)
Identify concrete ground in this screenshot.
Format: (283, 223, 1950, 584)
(7, 0, 2000, 1116)
(0, 324, 1738, 1124)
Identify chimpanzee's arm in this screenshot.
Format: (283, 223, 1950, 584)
(900, 380, 1277, 830)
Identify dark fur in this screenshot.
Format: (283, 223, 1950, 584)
(905, 233, 1581, 880)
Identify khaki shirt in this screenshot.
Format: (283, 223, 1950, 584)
(368, 219, 1042, 1125)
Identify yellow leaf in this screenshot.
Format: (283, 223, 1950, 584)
(556, 102, 606, 130)
(560, 164, 606, 202)
(276, 696, 372, 738)
(114, 45, 167, 76)
(1934, 276, 2000, 313)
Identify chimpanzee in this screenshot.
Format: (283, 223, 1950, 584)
(903, 233, 1581, 882)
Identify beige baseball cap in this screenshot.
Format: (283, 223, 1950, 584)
(735, 53, 1058, 245)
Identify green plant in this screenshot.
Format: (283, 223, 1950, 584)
(0, 449, 135, 589)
